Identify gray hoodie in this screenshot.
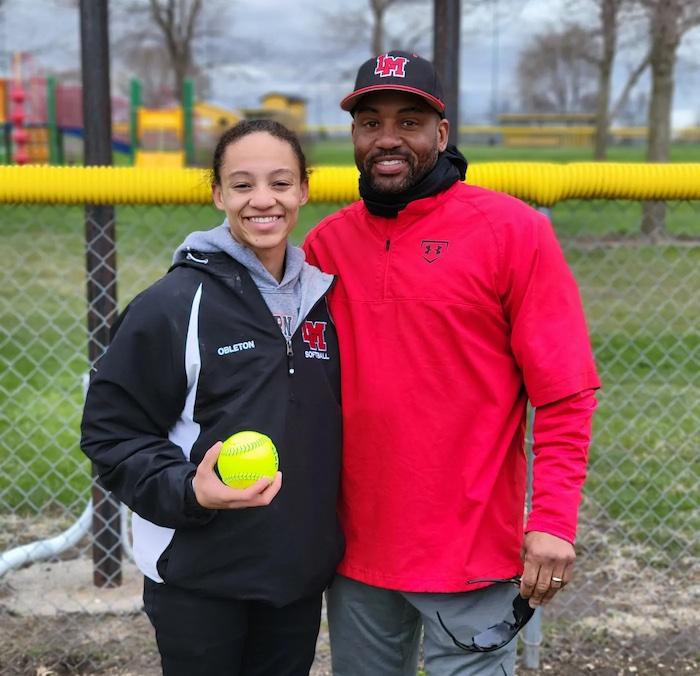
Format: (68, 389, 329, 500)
(173, 221, 333, 340)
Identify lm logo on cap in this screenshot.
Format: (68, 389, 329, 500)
(375, 54, 409, 78)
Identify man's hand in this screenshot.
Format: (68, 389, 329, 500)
(520, 531, 575, 608)
(191, 441, 282, 510)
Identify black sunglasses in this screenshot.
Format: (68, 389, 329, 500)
(436, 577, 534, 653)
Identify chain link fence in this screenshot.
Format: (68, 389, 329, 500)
(1, 199, 698, 675)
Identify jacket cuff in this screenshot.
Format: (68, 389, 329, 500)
(183, 473, 213, 520)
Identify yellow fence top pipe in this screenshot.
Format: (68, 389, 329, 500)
(0, 166, 212, 205)
(1, 163, 700, 206)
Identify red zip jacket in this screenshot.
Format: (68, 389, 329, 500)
(304, 181, 600, 592)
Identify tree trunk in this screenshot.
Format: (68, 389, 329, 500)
(641, 0, 680, 240)
(173, 49, 189, 103)
(593, 0, 618, 160)
(371, 5, 386, 55)
(593, 63, 613, 160)
(149, 0, 201, 102)
(640, 200, 668, 240)
(646, 52, 675, 163)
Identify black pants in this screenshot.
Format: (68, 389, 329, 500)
(143, 578, 322, 676)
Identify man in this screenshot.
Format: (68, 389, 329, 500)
(303, 50, 600, 676)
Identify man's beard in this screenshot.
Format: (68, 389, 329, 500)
(358, 146, 440, 194)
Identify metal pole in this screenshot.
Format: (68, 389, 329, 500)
(79, 0, 122, 589)
(129, 78, 141, 166)
(520, 210, 555, 669)
(433, 0, 461, 146)
(46, 76, 61, 165)
(182, 78, 195, 165)
(522, 403, 542, 668)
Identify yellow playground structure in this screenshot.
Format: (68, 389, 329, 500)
(240, 93, 306, 134)
(131, 91, 303, 168)
(195, 101, 240, 134)
(135, 107, 186, 168)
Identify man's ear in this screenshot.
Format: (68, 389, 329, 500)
(212, 183, 224, 210)
(300, 179, 309, 207)
(437, 118, 449, 151)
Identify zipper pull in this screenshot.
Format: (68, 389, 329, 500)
(385, 239, 390, 251)
(286, 340, 295, 375)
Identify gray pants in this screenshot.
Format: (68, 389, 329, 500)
(326, 575, 518, 676)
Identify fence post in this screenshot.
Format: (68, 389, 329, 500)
(520, 206, 557, 667)
(522, 403, 542, 668)
(432, 0, 461, 147)
(79, 0, 122, 588)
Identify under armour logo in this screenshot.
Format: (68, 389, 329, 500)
(421, 240, 449, 263)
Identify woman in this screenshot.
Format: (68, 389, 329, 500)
(81, 119, 344, 676)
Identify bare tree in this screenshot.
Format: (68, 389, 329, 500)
(117, 45, 178, 107)
(587, 0, 648, 158)
(638, 0, 700, 238)
(559, 0, 651, 159)
(614, 89, 649, 125)
(606, 51, 651, 124)
(147, 0, 202, 98)
(111, 0, 224, 102)
(320, 0, 430, 59)
(640, 0, 700, 162)
(592, 0, 619, 158)
(370, 0, 396, 55)
(461, 0, 552, 121)
(517, 24, 599, 113)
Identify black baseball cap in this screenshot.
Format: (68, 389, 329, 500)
(341, 50, 446, 117)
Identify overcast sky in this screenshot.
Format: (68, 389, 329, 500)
(1, 0, 698, 126)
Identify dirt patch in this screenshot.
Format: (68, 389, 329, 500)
(0, 555, 329, 676)
(0, 606, 331, 676)
(1, 559, 142, 616)
(0, 513, 78, 552)
(0, 610, 157, 676)
(0, 607, 697, 675)
(0, 611, 331, 676)
(0, 528, 697, 675)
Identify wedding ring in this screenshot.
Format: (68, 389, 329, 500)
(551, 576, 563, 583)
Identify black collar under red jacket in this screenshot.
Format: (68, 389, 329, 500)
(80, 252, 343, 606)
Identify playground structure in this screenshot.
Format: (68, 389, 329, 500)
(0, 64, 308, 167)
(133, 107, 186, 167)
(129, 78, 192, 168)
(240, 92, 306, 135)
(134, 107, 186, 167)
(1, 53, 63, 165)
(0, 71, 130, 165)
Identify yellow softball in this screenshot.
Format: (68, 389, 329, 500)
(216, 431, 279, 489)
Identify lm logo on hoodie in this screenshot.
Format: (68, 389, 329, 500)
(302, 321, 329, 360)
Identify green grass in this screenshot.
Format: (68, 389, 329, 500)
(566, 238, 700, 559)
(306, 139, 700, 166)
(11, 136, 700, 168)
(1, 173, 699, 561)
